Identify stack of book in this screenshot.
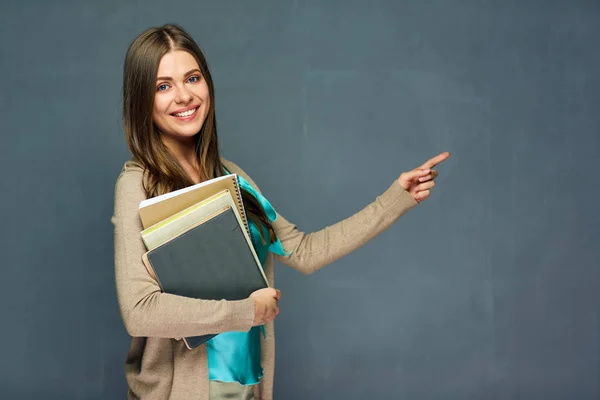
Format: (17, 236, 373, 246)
(138, 174, 268, 349)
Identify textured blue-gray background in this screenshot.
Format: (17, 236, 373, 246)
(1, 1, 598, 399)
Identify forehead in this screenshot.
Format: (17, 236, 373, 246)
(156, 50, 200, 76)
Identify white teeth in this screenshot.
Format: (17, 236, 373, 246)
(174, 108, 196, 117)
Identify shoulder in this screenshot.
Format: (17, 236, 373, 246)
(113, 159, 144, 178)
(221, 158, 262, 194)
(114, 160, 147, 201)
(220, 158, 242, 175)
(120, 159, 145, 175)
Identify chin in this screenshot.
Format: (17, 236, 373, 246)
(174, 122, 205, 137)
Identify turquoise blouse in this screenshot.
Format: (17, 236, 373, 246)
(206, 172, 289, 385)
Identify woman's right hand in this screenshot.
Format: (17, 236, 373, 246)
(249, 288, 281, 326)
(398, 151, 450, 203)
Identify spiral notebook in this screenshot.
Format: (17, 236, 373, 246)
(138, 174, 249, 236)
(141, 205, 269, 349)
(140, 189, 265, 283)
(141, 189, 243, 250)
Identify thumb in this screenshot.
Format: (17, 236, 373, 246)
(399, 169, 430, 188)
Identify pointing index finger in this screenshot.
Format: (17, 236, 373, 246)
(421, 152, 451, 169)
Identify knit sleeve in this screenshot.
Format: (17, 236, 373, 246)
(223, 160, 419, 275)
(271, 181, 418, 274)
(112, 166, 255, 338)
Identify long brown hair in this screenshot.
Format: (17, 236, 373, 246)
(122, 23, 276, 244)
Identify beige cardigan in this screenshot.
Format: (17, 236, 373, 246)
(112, 158, 418, 399)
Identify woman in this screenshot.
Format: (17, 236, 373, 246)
(113, 23, 449, 400)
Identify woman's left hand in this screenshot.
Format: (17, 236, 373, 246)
(398, 151, 450, 203)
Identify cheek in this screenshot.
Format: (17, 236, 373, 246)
(153, 95, 170, 122)
(199, 83, 210, 103)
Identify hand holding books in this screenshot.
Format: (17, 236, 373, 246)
(250, 288, 281, 326)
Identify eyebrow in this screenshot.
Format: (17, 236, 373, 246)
(156, 68, 201, 81)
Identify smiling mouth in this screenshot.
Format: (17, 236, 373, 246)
(172, 107, 198, 118)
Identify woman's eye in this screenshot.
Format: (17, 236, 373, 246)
(157, 84, 169, 91)
(188, 76, 200, 83)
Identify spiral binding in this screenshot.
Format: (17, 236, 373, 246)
(231, 176, 251, 236)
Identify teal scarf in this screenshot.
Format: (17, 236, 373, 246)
(206, 172, 289, 385)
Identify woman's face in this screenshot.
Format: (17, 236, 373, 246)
(152, 50, 210, 143)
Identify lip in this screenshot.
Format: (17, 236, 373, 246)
(170, 105, 199, 121)
(171, 105, 199, 115)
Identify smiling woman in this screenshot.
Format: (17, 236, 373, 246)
(153, 53, 210, 156)
(113, 23, 448, 400)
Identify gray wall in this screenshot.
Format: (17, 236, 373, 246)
(1, 1, 599, 399)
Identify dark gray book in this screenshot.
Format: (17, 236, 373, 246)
(141, 206, 268, 349)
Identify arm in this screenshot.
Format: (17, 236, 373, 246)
(223, 160, 419, 275)
(112, 167, 255, 338)
(271, 181, 417, 274)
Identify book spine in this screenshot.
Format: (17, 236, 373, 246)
(232, 176, 251, 236)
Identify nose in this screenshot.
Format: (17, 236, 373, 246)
(175, 85, 193, 104)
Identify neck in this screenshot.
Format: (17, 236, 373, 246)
(161, 133, 195, 161)
(160, 134, 200, 182)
